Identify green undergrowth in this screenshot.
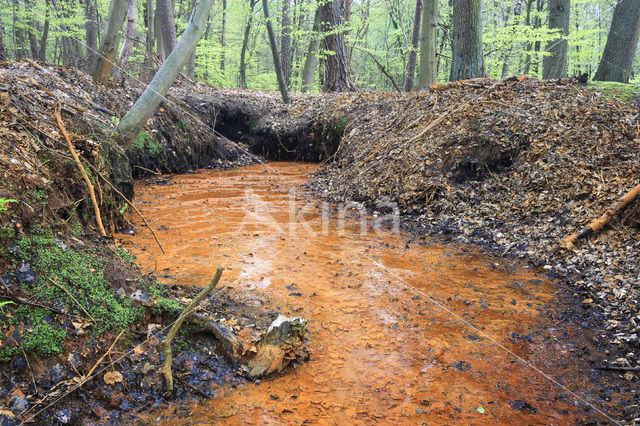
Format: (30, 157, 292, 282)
(586, 81, 640, 103)
(130, 130, 163, 157)
(0, 228, 182, 362)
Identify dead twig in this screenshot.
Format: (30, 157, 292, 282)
(48, 278, 97, 323)
(592, 365, 640, 372)
(53, 103, 107, 237)
(162, 267, 224, 395)
(83, 329, 126, 381)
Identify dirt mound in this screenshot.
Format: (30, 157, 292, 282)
(316, 77, 640, 356)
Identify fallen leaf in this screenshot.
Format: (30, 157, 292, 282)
(103, 371, 123, 385)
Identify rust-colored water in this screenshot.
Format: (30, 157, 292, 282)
(119, 163, 606, 425)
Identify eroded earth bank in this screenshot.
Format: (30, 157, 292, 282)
(0, 62, 638, 423)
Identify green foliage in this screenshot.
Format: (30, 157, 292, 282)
(0, 199, 17, 212)
(130, 131, 163, 157)
(586, 82, 640, 103)
(144, 280, 183, 314)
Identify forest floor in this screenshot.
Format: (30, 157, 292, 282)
(0, 61, 639, 423)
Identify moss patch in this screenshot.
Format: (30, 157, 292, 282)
(130, 131, 163, 157)
(586, 81, 640, 103)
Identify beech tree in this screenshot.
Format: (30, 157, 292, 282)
(92, 0, 128, 84)
(239, 0, 258, 89)
(542, 0, 570, 79)
(280, 0, 292, 87)
(417, 0, 438, 89)
(594, 0, 640, 83)
(117, 0, 216, 144)
(319, 0, 356, 92)
(301, 7, 322, 92)
(403, 0, 422, 91)
(450, 0, 484, 81)
(157, 0, 178, 57)
(262, 0, 291, 103)
(114, 0, 137, 79)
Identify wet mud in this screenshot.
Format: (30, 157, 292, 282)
(119, 163, 618, 424)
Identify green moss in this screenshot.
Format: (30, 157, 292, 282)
(130, 131, 163, 157)
(177, 121, 190, 132)
(586, 81, 639, 103)
(13, 235, 144, 333)
(144, 280, 183, 314)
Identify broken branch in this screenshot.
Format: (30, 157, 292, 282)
(558, 182, 640, 250)
(162, 267, 224, 395)
(53, 103, 107, 237)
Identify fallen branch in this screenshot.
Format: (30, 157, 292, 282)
(0, 294, 82, 319)
(558, 182, 640, 251)
(355, 47, 401, 93)
(53, 103, 106, 237)
(162, 267, 224, 395)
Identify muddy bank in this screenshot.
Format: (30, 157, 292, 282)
(120, 163, 630, 424)
(0, 63, 286, 424)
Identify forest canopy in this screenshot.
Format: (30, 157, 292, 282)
(0, 0, 638, 93)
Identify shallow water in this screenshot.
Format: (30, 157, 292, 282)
(119, 162, 603, 424)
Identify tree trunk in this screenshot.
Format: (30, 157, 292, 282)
(93, 0, 128, 83)
(85, 0, 98, 68)
(319, 0, 356, 92)
(144, 0, 155, 73)
(403, 0, 422, 91)
(417, 0, 438, 88)
(239, 0, 258, 89)
(450, 0, 483, 81)
(281, 0, 291, 86)
(157, 0, 177, 56)
(115, 0, 137, 79)
(220, 0, 227, 72)
(594, 0, 640, 83)
(262, 0, 291, 103)
(24, 0, 40, 60)
(523, 0, 535, 75)
(301, 7, 322, 92)
(117, 0, 216, 145)
(38, 2, 49, 61)
(155, 4, 166, 60)
(542, 0, 569, 79)
(0, 8, 6, 61)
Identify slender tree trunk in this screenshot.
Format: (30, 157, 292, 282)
(157, 0, 177, 56)
(37, 0, 49, 61)
(450, 0, 484, 81)
(523, 0, 535, 74)
(220, 0, 227, 72)
(0, 8, 6, 61)
(115, 0, 137, 79)
(239, 0, 258, 89)
(403, 0, 422, 91)
(594, 0, 640, 83)
(319, 0, 356, 92)
(542, 0, 569, 79)
(93, 0, 128, 83)
(281, 0, 291, 86)
(144, 0, 155, 73)
(417, 0, 438, 89)
(118, 0, 216, 144)
(262, 0, 291, 103)
(155, 5, 165, 60)
(85, 0, 98, 68)
(301, 7, 322, 92)
(24, 0, 40, 60)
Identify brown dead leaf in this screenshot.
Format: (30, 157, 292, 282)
(103, 370, 123, 385)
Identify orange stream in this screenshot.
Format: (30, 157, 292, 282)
(119, 162, 600, 425)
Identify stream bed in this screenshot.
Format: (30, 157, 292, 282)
(118, 162, 612, 424)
